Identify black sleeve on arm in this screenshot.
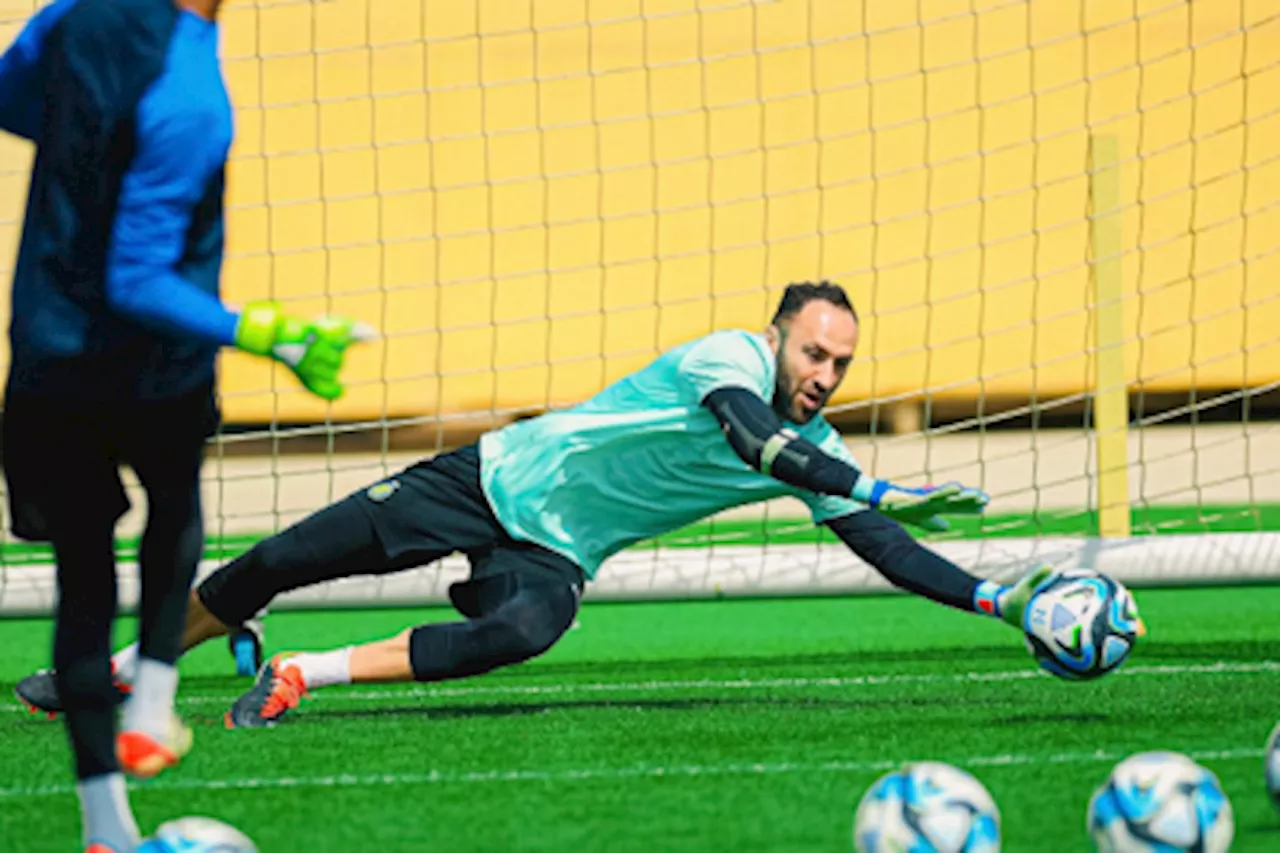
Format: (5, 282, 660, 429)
(826, 510, 980, 612)
(703, 386, 858, 498)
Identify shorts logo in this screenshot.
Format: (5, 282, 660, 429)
(366, 479, 401, 502)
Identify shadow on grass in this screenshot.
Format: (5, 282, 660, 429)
(1238, 823, 1280, 844)
(449, 639, 1275, 682)
(491, 646, 1031, 680)
(308, 694, 1114, 725)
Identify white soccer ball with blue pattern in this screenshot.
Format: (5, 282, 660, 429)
(1087, 751, 1233, 852)
(853, 761, 1001, 852)
(139, 817, 258, 852)
(1266, 721, 1280, 813)
(1022, 568, 1141, 681)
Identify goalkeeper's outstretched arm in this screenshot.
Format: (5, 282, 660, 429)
(824, 510, 994, 614)
(703, 386, 988, 532)
(703, 384, 1033, 621)
(826, 510, 1058, 627)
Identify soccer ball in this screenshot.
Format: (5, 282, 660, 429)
(853, 761, 1001, 852)
(1087, 751, 1234, 852)
(139, 816, 258, 852)
(1022, 568, 1141, 680)
(1266, 721, 1280, 813)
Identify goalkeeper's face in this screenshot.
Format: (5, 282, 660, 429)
(768, 301, 858, 423)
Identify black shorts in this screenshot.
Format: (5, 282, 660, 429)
(197, 443, 584, 624)
(2, 384, 218, 542)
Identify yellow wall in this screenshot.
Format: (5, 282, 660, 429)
(1, 0, 1277, 423)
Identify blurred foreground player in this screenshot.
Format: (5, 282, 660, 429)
(24, 282, 1081, 733)
(0, 0, 371, 849)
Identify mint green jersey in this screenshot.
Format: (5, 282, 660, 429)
(478, 330, 867, 578)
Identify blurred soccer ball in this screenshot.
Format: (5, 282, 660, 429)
(1087, 751, 1233, 852)
(1022, 568, 1141, 681)
(1266, 721, 1280, 813)
(140, 816, 258, 853)
(853, 761, 1001, 852)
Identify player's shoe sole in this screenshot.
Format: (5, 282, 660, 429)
(224, 654, 308, 729)
(14, 667, 131, 717)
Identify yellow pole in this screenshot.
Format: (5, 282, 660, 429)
(1089, 134, 1130, 538)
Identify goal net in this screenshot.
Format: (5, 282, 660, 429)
(0, 0, 1277, 615)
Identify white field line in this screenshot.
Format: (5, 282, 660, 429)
(3, 661, 1277, 712)
(0, 748, 1265, 799)
(274, 660, 1280, 703)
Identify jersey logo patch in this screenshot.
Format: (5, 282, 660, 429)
(366, 479, 401, 502)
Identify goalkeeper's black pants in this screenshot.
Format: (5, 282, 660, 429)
(3, 387, 216, 779)
(197, 444, 584, 682)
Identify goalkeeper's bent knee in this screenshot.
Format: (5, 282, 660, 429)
(407, 587, 575, 682)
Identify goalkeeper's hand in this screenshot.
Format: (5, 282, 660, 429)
(235, 301, 376, 401)
(990, 565, 1055, 629)
(978, 566, 1148, 637)
(854, 479, 990, 533)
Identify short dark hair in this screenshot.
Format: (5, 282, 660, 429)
(770, 280, 857, 326)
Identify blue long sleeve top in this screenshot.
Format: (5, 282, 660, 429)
(0, 0, 240, 401)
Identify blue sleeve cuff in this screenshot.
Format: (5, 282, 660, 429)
(973, 580, 1004, 618)
(851, 477, 887, 506)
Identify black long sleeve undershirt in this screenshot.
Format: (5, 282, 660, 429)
(702, 386, 858, 498)
(703, 385, 982, 613)
(825, 510, 980, 612)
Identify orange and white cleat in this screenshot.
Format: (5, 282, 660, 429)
(224, 654, 308, 729)
(117, 713, 193, 780)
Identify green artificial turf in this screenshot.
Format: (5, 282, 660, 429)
(0, 585, 1278, 851)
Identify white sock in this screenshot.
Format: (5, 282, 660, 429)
(280, 648, 353, 690)
(78, 773, 140, 851)
(111, 643, 140, 684)
(121, 657, 179, 741)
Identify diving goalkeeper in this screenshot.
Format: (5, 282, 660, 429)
(18, 282, 1043, 730)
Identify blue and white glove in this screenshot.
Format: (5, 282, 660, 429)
(852, 478, 990, 533)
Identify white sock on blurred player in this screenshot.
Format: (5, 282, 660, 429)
(111, 643, 139, 684)
(120, 657, 178, 742)
(279, 648, 352, 689)
(78, 773, 140, 851)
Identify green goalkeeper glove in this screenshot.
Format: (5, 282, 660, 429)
(973, 566, 1148, 636)
(985, 565, 1055, 628)
(852, 479, 990, 533)
(235, 301, 375, 401)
